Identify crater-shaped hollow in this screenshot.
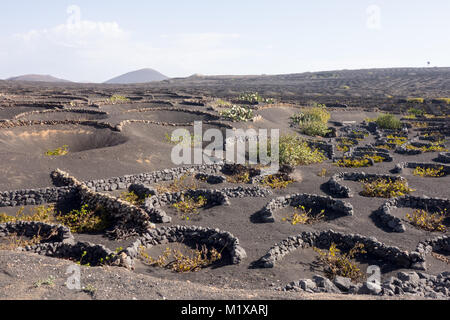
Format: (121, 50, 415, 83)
(19, 110, 108, 121)
(0, 125, 128, 154)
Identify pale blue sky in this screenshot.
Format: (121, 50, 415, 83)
(1, 1, 449, 82)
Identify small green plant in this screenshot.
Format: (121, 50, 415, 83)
(351, 130, 368, 136)
(363, 154, 384, 163)
(108, 95, 130, 103)
(413, 166, 445, 177)
(423, 114, 449, 119)
(406, 209, 447, 232)
(55, 204, 111, 233)
(226, 171, 251, 184)
(216, 98, 232, 107)
(45, 145, 69, 156)
(334, 158, 371, 168)
(260, 174, 294, 189)
(313, 243, 367, 282)
(336, 138, 357, 152)
(375, 114, 402, 130)
(165, 132, 202, 147)
(238, 92, 274, 104)
(407, 97, 424, 104)
(407, 107, 424, 117)
(375, 144, 395, 150)
(360, 178, 415, 198)
(172, 195, 208, 220)
(318, 168, 327, 177)
(411, 122, 428, 128)
(34, 275, 56, 288)
(336, 144, 350, 152)
(76, 251, 91, 267)
(282, 206, 325, 225)
(364, 117, 377, 123)
(119, 191, 144, 206)
(351, 130, 368, 140)
(219, 105, 254, 122)
(423, 132, 444, 139)
(82, 284, 97, 296)
(386, 135, 408, 146)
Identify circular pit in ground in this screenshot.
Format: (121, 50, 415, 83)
(0, 124, 128, 154)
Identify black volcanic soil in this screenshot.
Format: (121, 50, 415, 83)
(0, 68, 449, 300)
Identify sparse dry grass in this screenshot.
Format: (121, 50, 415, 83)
(313, 243, 367, 282)
(360, 178, 415, 198)
(156, 174, 199, 193)
(139, 244, 222, 273)
(172, 195, 208, 221)
(413, 166, 445, 177)
(406, 209, 447, 232)
(282, 206, 325, 225)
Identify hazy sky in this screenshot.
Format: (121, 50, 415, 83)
(1, 0, 449, 82)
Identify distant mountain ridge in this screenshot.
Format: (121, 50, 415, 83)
(7, 74, 71, 83)
(105, 68, 169, 84)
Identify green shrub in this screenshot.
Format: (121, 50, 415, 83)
(215, 99, 232, 107)
(219, 105, 254, 122)
(260, 174, 294, 189)
(291, 106, 331, 137)
(313, 243, 366, 282)
(46, 145, 69, 156)
(56, 204, 111, 233)
(406, 144, 448, 153)
(375, 114, 402, 130)
(172, 195, 208, 221)
(291, 106, 330, 125)
(119, 191, 145, 206)
(299, 121, 331, 137)
(238, 92, 274, 104)
(406, 209, 447, 232)
(139, 244, 222, 273)
(407, 107, 424, 117)
(282, 205, 325, 225)
(334, 158, 371, 168)
(165, 132, 202, 147)
(413, 166, 445, 177)
(108, 95, 130, 103)
(386, 135, 407, 146)
(277, 134, 326, 166)
(360, 178, 415, 198)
